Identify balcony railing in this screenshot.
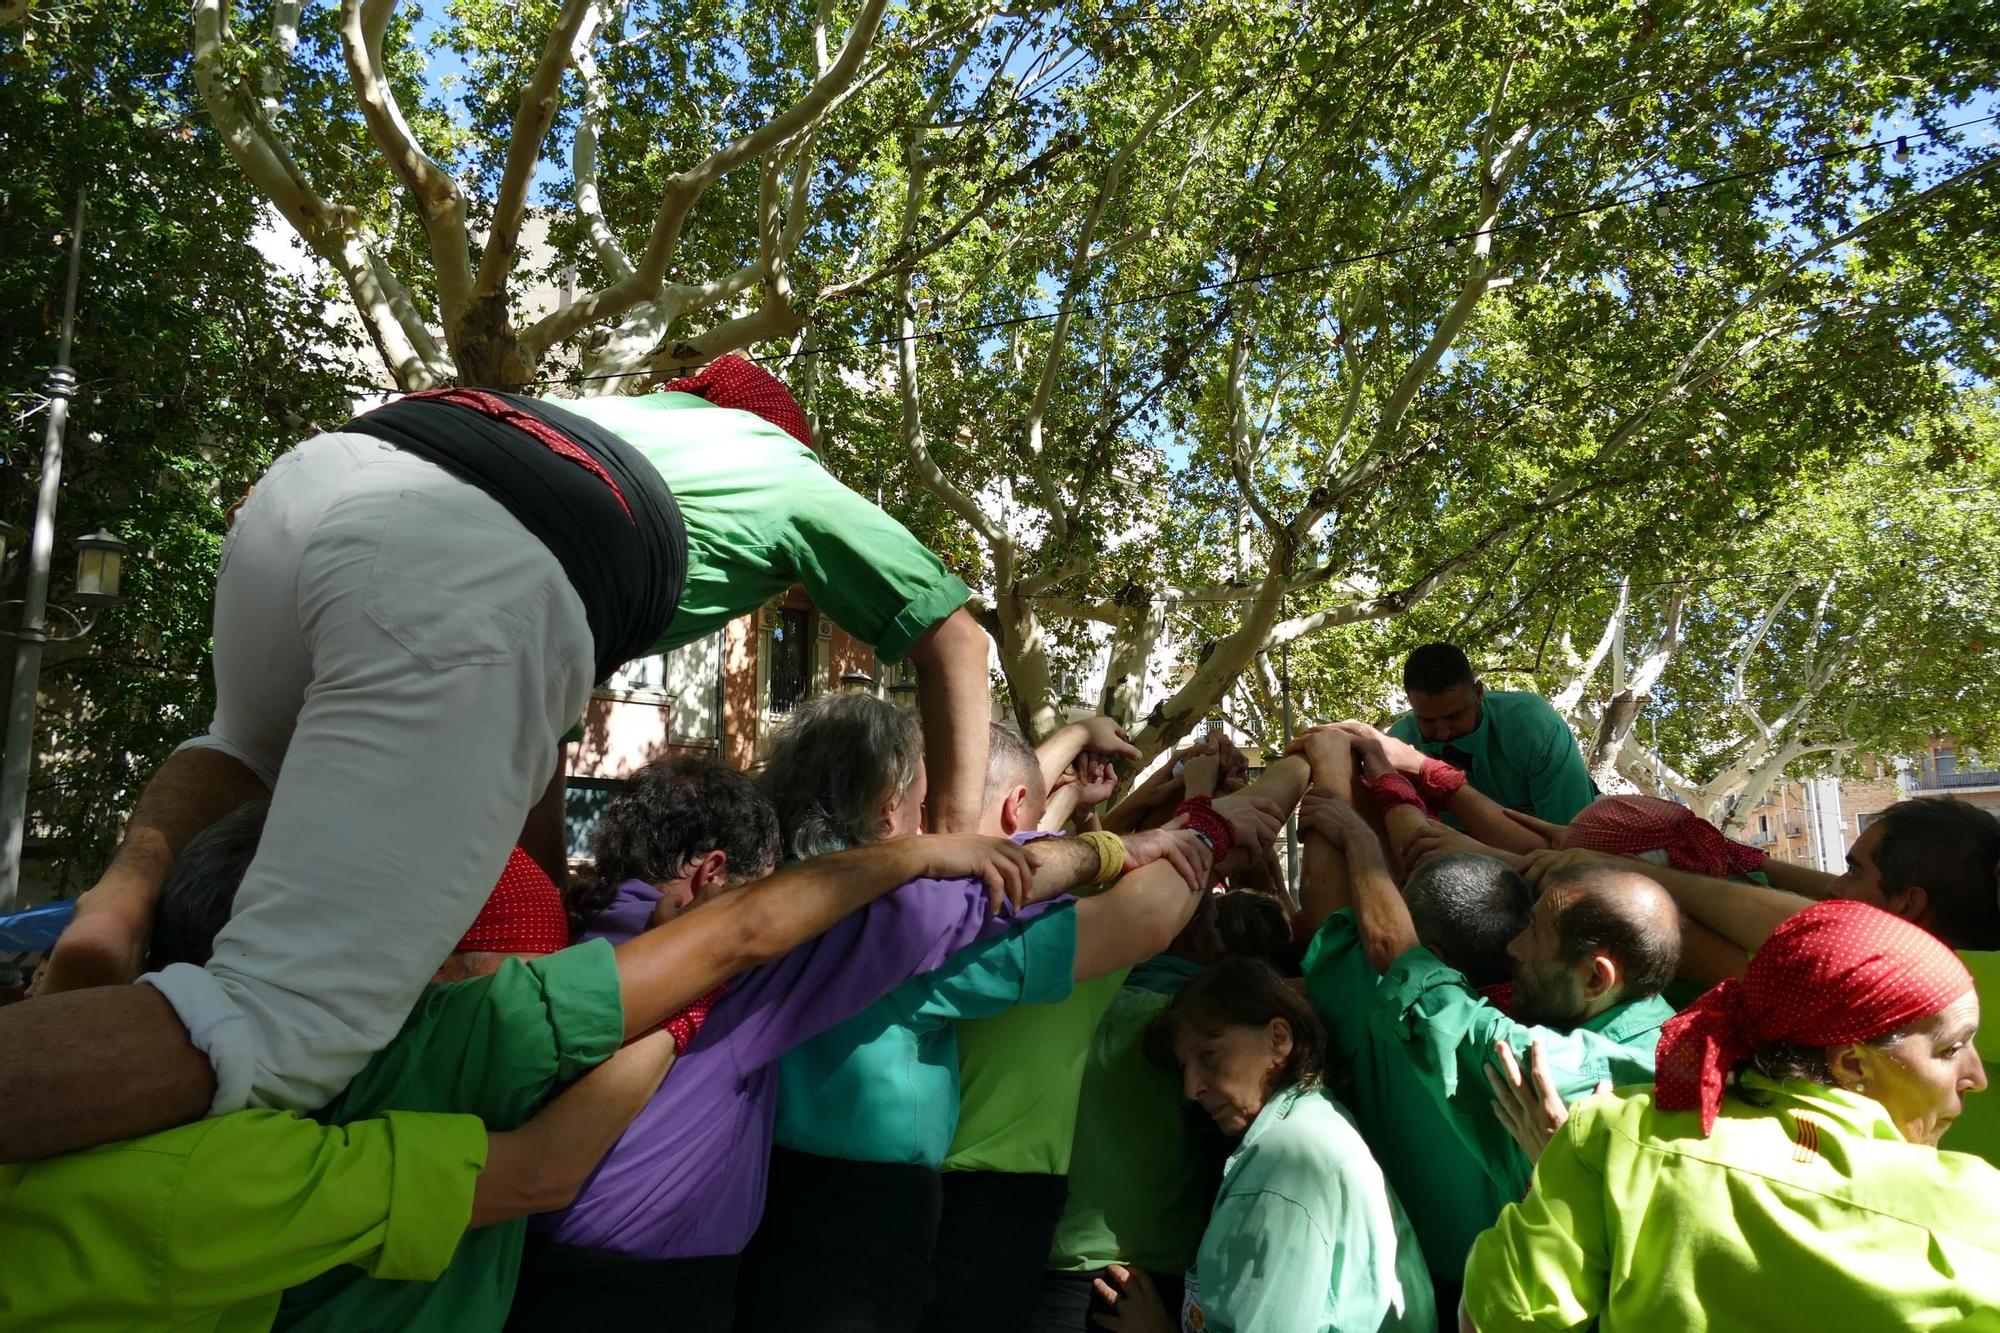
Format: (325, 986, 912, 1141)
(1915, 768, 2000, 791)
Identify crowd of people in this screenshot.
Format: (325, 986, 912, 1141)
(0, 358, 1995, 1332)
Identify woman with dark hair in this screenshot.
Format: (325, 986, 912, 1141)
(1094, 957, 1434, 1333)
(1463, 899, 1999, 1333)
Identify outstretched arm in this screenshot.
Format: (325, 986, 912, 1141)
(1520, 847, 1811, 954)
(472, 1029, 676, 1227)
(40, 747, 270, 995)
(907, 608, 992, 834)
(1071, 831, 1215, 980)
(1035, 715, 1140, 794)
(612, 834, 1039, 1038)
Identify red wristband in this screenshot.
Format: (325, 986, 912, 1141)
(661, 983, 727, 1055)
(1364, 770, 1430, 817)
(1174, 795, 1237, 864)
(1415, 757, 1467, 804)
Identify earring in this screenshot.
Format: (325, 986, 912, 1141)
(1854, 1081, 1866, 1093)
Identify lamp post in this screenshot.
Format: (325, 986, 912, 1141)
(0, 191, 89, 911)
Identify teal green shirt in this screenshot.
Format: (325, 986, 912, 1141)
(1187, 1084, 1435, 1333)
(1303, 911, 1509, 1288)
(774, 907, 1079, 1167)
(549, 393, 971, 662)
(1050, 957, 1225, 1276)
(277, 940, 626, 1332)
(1368, 944, 1673, 1201)
(1387, 689, 1593, 823)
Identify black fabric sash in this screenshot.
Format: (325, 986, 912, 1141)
(345, 390, 685, 684)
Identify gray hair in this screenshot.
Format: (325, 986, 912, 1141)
(148, 800, 271, 971)
(1404, 852, 1533, 988)
(759, 692, 924, 860)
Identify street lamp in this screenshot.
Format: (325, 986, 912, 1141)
(71, 529, 128, 608)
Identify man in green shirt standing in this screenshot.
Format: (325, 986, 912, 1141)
(1387, 642, 1594, 827)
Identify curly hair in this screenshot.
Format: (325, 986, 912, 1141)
(566, 756, 780, 931)
(759, 692, 923, 860)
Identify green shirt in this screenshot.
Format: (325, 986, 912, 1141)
(1950, 949, 1999, 1166)
(1387, 690, 1593, 823)
(1368, 944, 1673, 1200)
(1186, 1084, 1435, 1333)
(1464, 1074, 2000, 1332)
(0, 1108, 486, 1332)
(1050, 957, 1226, 1276)
(945, 969, 1128, 1175)
(1303, 912, 1510, 1286)
(775, 907, 1079, 1168)
(278, 940, 626, 1332)
(549, 393, 971, 662)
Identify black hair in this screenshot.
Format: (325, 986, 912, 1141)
(1211, 891, 1298, 974)
(1402, 642, 1476, 695)
(1875, 798, 2000, 950)
(148, 801, 270, 971)
(1151, 956, 1326, 1091)
(1549, 865, 1681, 999)
(1405, 852, 1533, 988)
(569, 756, 781, 931)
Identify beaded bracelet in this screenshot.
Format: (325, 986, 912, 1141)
(1077, 830, 1127, 886)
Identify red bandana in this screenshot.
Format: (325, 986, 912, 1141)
(658, 354, 813, 448)
(455, 848, 571, 956)
(1655, 900, 1971, 1134)
(1561, 795, 1766, 880)
(661, 983, 728, 1055)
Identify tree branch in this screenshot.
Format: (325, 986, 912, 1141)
(571, 1, 636, 285)
(474, 0, 595, 303)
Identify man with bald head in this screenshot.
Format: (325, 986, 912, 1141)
(1306, 787, 1680, 1200)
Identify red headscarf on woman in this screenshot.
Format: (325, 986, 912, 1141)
(1561, 794, 1767, 880)
(659, 354, 814, 449)
(1655, 899, 1972, 1134)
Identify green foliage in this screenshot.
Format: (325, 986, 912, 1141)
(1, 0, 356, 888)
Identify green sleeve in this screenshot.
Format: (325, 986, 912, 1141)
(168, 1109, 487, 1311)
(324, 940, 624, 1132)
(1462, 1104, 1611, 1331)
(908, 907, 1079, 1022)
(1301, 911, 1375, 1063)
(1201, 1189, 1342, 1333)
(1523, 703, 1594, 824)
(776, 468, 970, 663)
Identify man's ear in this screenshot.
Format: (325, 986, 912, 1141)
(1001, 784, 1034, 836)
(1884, 883, 1930, 928)
(1580, 951, 1621, 1004)
(688, 848, 731, 894)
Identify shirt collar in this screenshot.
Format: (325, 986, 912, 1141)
(1582, 991, 1676, 1044)
(1236, 1081, 1311, 1159)
(1735, 1069, 1907, 1141)
(1415, 698, 1491, 760)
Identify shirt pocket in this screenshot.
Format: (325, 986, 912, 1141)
(364, 490, 546, 670)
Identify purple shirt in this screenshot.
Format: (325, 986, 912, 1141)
(533, 864, 1054, 1260)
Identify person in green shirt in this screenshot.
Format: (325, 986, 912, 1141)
(1464, 899, 1998, 1333)
(922, 755, 1308, 1333)
(741, 715, 1217, 1333)
(1093, 957, 1434, 1333)
(1293, 760, 1680, 1203)
(1043, 891, 1293, 1333)
(1520, 794, 2000, 1165)
(1385, 642, 1594, 829)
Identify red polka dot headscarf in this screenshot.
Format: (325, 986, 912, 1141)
(1655, 899, 1972, 1133)
(658, 354, 813, 449)
(1561, 795, 1767, 880)
(454, 847, 571, 956)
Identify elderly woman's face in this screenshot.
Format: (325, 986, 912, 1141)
(1173, 1018, 1292, 1136)
(1842, 990, 1987, 1147)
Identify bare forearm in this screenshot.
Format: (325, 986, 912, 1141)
(0, 984, 214, 1161)
(615, 840, 930, 1037)
(1040, 783, 1082, 833)
(1024, 835, 1101, 903)
(1442, 786, 1550, 855)
(1638, 861, 1812, 953)
(1072, 861, 1201, 979)
(1346, 840, 1420, 972)
(1036, 723, 1090, 793)
(1758, 858, 1841, 899)
(1299, 812, 1352, 931)
(472, 1030, 676, 1227)
(111, 748, 271, 888)
(1104, 771, 1181, 833)
(909, 609, 990, 834)
(515, 757, 571, 890)
(1677, 913, 1751, 989)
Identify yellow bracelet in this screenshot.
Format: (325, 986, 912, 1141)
(1078, 831, 1126, 886)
